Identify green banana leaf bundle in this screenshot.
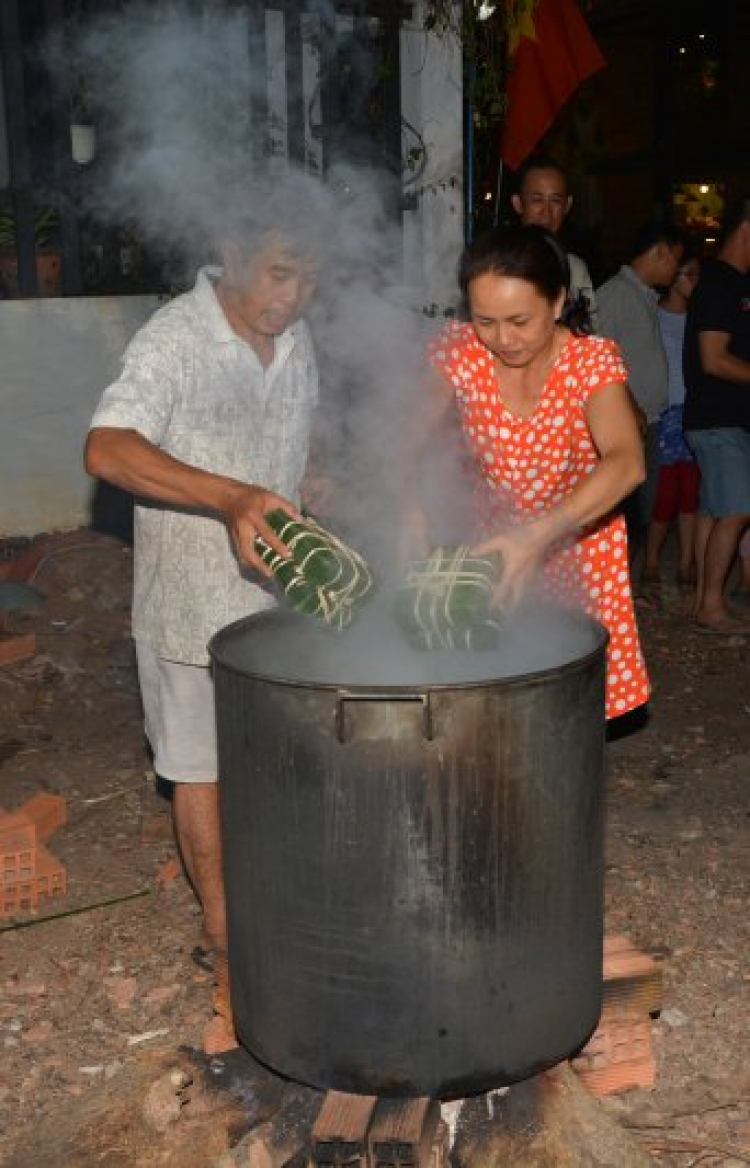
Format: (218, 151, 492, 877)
(254, 509, 374, 630)
(394, 545, 504, 651)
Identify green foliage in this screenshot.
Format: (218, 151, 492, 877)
(0, 205, 59, 250)
(422, 0, 510, 126)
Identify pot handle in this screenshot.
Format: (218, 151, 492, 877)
(335, 691, 434, 743)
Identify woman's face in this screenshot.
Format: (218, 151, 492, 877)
(673, 257, 701, 297)
(468, 273, 565, 368)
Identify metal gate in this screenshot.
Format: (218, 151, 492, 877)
(0, 1, 411, 298)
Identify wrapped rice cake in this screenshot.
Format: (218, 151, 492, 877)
(254, 509, 374, 630)
(394, 545, 504, 650)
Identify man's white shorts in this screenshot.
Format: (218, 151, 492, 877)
(136, 641, 218, 783)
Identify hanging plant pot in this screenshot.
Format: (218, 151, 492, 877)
(0, 251, 62, 298)
(70, 123, 96, 165)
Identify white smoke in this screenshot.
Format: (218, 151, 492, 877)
(47, 3, 598, 679)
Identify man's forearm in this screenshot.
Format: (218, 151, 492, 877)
(703, 351, 750, 384)
(84, 427, 247, 518)
(699, 332, 750, 384)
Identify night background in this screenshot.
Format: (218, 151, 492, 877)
(1, 0, 748, 298)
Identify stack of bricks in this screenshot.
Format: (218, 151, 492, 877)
(0, 792, 67, 919)
(570, 933, 663, 1096)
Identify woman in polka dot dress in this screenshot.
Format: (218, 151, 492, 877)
(425, 226, 649, 719)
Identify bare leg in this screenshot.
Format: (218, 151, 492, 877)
(737, 527, 750, 595)
(692, 513, 715, 617)
(173, 782, 227, 952)
(676, 511, 698, 582)
(695, 514, 750, 628)
(642, 520, 669, 580)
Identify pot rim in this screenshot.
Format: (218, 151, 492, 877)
(209, 609, 609, 694)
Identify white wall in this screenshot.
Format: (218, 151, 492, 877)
(401, 3, 464, 317)
(0, 295, 161, 534)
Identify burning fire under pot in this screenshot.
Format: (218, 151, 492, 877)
(210, 600, 608, 1100)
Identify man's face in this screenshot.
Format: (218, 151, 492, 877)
(511, 167, 572, 235)
(225, 235, 317, 339)
(655, 242, 684, 288)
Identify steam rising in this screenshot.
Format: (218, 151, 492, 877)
(49, 3, 461, 562)
(55, 4, 275, 259)
(48, 4, 601, 678)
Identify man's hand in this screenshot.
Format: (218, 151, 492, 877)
(223, 485, 302, 576)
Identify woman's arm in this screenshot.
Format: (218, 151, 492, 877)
(538, 380, 645, 539)
(84, 426, 299, 573)
(475, 381, 644, 606)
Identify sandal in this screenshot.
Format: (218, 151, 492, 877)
(694, 618, 750, 637)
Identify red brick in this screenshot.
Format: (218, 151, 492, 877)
(602, 934, 663, 1017)
(1, 876, 38, 917)
(571, 934, 661, 1098)
(15, 793, 67, 842)
(0, 802, 67, 918)
(0, 814, 37, 887)
(0, 633, 36, 667)
(34, 844, 67, 898)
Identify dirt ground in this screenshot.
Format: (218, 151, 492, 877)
(0, 531, 748, 1167)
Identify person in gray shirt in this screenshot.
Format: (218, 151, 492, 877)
(597, 221, 685, 558)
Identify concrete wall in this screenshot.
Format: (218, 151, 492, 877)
(401, 5, 464, 317)
(0, 295, 162, 535)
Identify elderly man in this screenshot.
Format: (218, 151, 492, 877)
(84, 180, 325, 1004)
(683, 197, 750, 634)
(511, 154, 598, 331)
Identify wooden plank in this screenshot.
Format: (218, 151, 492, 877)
(378, 7, 403, 221)
(44, 0, 83, 295)
(283, 6, 306, 167)
(369, 1097, 440, 1168)
(311, 1090, 377, 1168)
(247, 3, 271, 169)
(0, 0, 37, 295)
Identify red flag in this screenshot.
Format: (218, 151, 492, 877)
(501, 0, 605, 172)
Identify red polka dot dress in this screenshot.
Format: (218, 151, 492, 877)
(429, 323, 649, 719)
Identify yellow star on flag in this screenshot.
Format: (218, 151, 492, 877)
(507, 0, 539, 58)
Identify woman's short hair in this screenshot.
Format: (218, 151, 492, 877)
(459, 225, 571, 304)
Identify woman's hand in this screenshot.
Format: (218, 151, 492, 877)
(473, 522, 550, 611)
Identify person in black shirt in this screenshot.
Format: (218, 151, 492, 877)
(683, 198, 750, 634)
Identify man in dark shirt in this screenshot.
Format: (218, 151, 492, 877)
(684, 197, 750, 633)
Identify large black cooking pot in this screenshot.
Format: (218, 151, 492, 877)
(210, 602, 607, 1099)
